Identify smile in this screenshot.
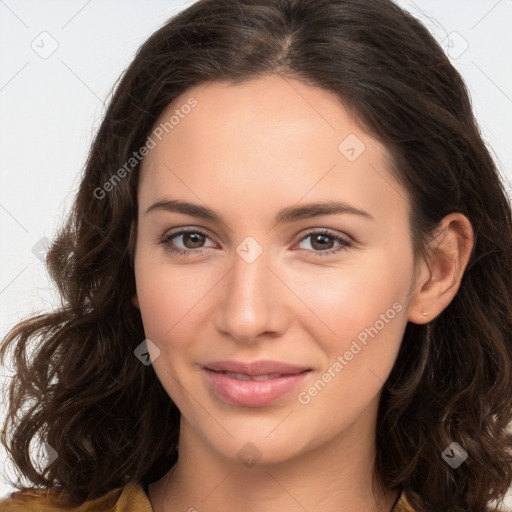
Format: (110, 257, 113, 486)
(202, 368, 311, 407)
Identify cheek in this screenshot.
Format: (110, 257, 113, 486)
(134, 247, 214, 342)
(294, 267, 409, 427)
(290, 253, 412, 342)
(133, 253, 204, 403)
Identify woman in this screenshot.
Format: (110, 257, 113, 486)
(1, 0, 511, 511)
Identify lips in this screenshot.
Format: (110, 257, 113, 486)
(203, 359, 310, 376)
(215, 371, 284, 381)
(202, 359, 312, 407)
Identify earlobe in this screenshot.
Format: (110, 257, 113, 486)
(408, 261, 435, 324)
(132, 294, 140, 309)
(408, 213, 474, 325)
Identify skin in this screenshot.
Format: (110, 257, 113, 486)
(131, 74, 473, 512)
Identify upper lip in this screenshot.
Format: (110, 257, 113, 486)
(203, 359, 311, 376)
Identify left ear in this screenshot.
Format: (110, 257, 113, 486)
(408, 212, 474, 324)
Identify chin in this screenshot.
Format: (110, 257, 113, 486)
(198, 424, 314, 468)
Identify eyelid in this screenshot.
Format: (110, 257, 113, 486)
(293, 228, 353, 256)
(295, 227, 353, 244)
(160, 226, 217, 248)
(159, 226, 354, 256)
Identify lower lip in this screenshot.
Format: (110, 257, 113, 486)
(203, 369, 311, 407)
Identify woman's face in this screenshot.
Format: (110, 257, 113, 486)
(132, 74, 419, 465)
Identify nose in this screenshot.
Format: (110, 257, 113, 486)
(213, 241, 292, 344)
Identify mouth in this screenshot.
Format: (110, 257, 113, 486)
(207, 369, 306, 381)
(202, 361, 312, 407)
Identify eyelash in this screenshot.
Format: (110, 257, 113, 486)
(158, 228, 353, 257)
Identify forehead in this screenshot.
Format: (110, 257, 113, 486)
(147, 75, 369, 161)
(137, 75, 408, 226)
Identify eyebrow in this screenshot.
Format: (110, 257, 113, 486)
(145, 198, 373, 224)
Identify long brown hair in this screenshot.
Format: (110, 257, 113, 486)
(2, 1, 511, 510)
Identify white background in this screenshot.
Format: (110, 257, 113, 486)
(1, 0, 511, 506)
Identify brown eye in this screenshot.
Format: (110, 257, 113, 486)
(181, 232, 206, 249)
(159, 229, 215, 255)
(310, 233, 335, 250)
(297, 230, 352, 257)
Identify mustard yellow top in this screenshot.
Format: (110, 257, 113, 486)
(0, 483, 416, 511)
